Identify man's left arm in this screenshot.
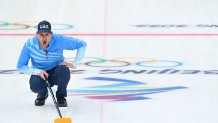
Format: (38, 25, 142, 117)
(61, 36, 87, 68)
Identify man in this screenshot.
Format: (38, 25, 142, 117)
(17, 20, 87, 107)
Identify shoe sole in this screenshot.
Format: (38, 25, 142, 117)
(35, 102, 45, 106)
(58, 103, 67, 107)
(35, 94, 48, 106)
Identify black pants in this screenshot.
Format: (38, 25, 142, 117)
(29, 65, 70, 97)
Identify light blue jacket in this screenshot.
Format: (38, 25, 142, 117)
(17, 33, 87, 75)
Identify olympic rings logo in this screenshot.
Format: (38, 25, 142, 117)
(65, 57, 183, 68)
(0, 21, 73, 30)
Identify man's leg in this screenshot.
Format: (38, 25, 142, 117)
(29, 75, 48, 106)
(49, 65, 70, 107)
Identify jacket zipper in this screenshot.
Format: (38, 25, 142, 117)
(45, 51, 48, 60)
(43, 49, 48, 60)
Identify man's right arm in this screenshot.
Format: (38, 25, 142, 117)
(17, 43, 41, 75)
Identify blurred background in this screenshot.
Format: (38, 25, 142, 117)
(0, 0, 218, 123)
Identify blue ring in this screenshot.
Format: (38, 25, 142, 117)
(0, 21, 9, 27)
(0, 22, 30, 30)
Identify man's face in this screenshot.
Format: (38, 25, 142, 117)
(37, 32, 52, 49)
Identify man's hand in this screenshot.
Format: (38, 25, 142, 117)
(60, 62, 75, 68)
(39, 70, 49, 80)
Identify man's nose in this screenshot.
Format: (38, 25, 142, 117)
(42, 37, 47, 41)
